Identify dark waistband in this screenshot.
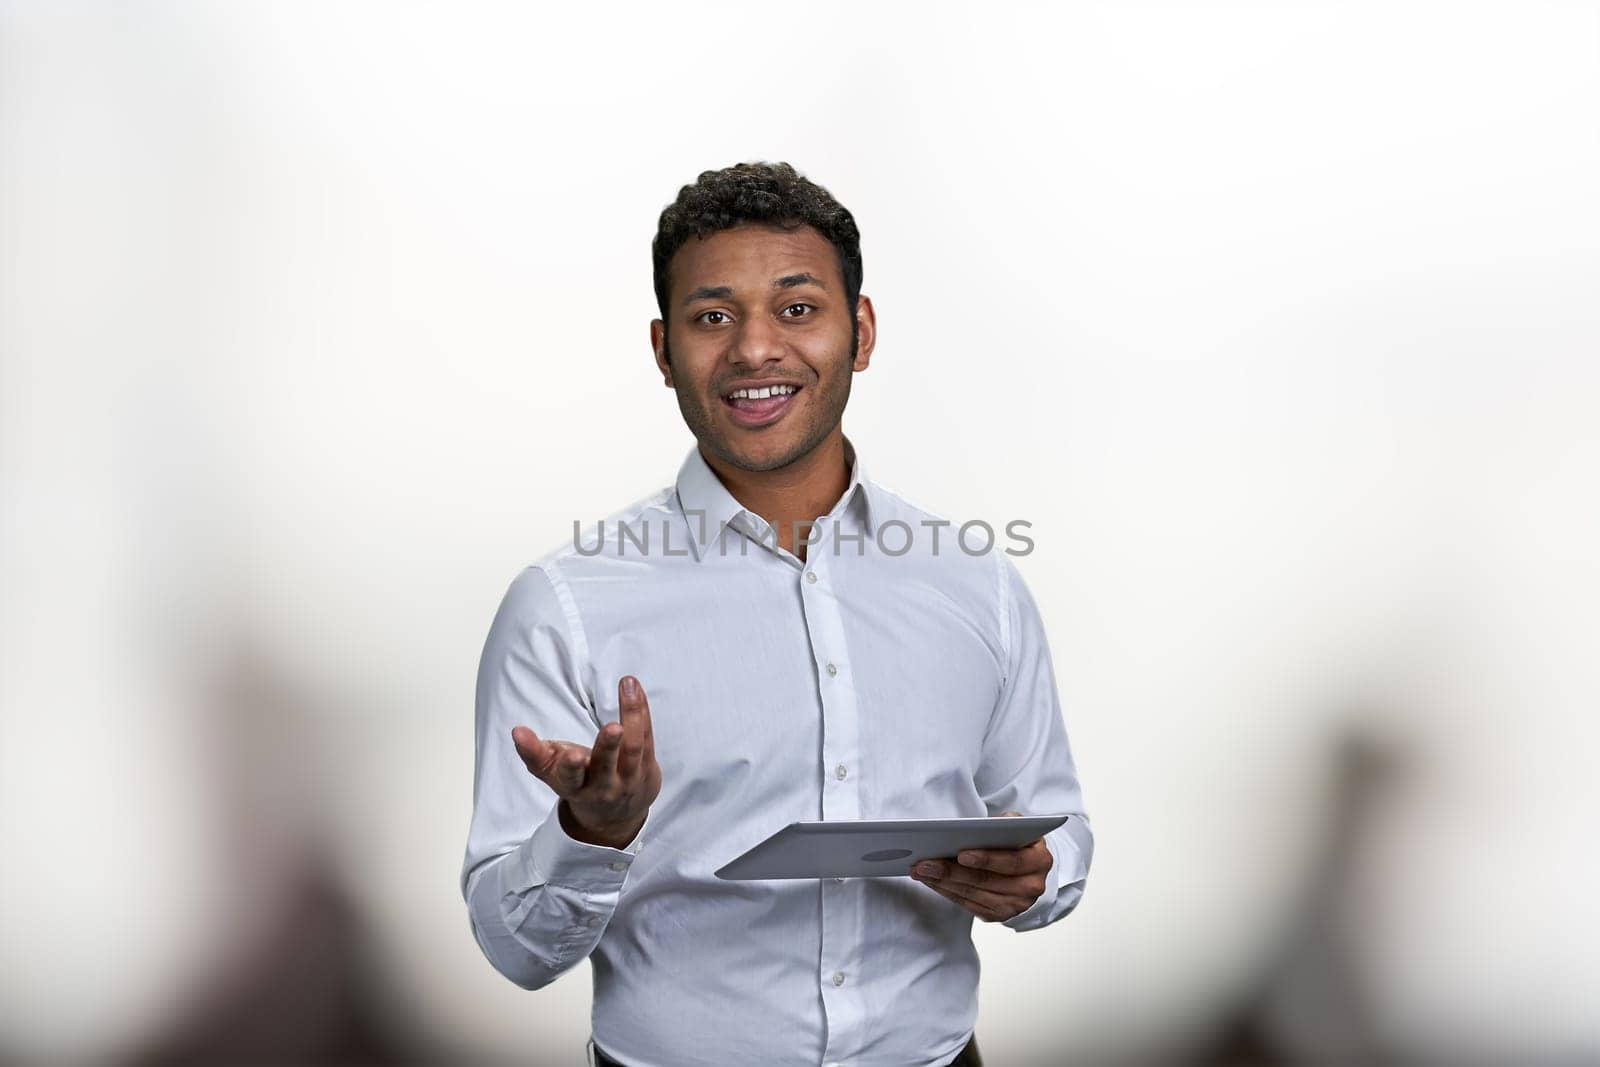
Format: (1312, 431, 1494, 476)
(593, 1033, 981, 1067)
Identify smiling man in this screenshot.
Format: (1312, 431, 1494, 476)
(461, 162, 1094, 1067)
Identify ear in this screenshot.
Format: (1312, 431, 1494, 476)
(650, 319, 673, 387)
(851, 294, 876, 372)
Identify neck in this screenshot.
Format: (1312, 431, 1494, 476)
(703, 430, 852, 562)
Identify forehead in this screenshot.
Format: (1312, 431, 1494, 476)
(667, 223, 839, 298)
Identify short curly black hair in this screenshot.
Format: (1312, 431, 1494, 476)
(651, 161, 863, 321)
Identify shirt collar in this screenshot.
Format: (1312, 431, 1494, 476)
(674, 434, 875, 561)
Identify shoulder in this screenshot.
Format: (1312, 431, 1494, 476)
(866, 478, 1022, 570)
(530, 484, 679, 574)
(863, 478, 1027, 634)
(492, 483, 677, 618)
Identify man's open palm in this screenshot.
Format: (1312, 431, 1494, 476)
(511, 675, 661, 850)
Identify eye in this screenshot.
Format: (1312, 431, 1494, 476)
(780, 303, 814, 318)
(696, 310, 731, 325)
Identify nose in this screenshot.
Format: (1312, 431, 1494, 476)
(728, 312, 785, 368)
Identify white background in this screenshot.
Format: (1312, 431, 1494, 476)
(2, 3, 1597, 1063)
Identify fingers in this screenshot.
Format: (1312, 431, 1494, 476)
(937, 812, 1052, 879)
(952, 838, 1052, 877)
(588, 720, 624, 785)
(509, 675, 657, 815)
(552, 741, 589, 792)
(953, 848, 1026, 875)
(639, 681, 656, 766)
(911, 819, 1051, 908)
(913, 858, 1044, 900)
(615, 675, 654, 781)
(917, 874, 1023, 923)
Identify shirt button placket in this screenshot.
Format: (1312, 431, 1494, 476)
(806, 551, 859, 1063)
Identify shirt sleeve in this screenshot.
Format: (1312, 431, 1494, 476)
(459, 563, 649, 990)
(974, 554, 1095, 932)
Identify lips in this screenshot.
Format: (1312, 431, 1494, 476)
(722, 386, 800, 428)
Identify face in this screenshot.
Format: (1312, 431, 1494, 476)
(651, 223, 875, 473)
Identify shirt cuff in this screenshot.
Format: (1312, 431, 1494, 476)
(507, 803, 650, 895)
(1004, 816, 1093, 932)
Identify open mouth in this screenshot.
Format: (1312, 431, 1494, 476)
(721, 383, 802, 428)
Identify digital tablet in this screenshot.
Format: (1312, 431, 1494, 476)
(713, 814, 1071, 880)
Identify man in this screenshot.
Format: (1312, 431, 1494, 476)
(461, 161, 1093, 1067)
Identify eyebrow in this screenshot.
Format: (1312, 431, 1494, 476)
(774, 272, 826, 292)
(680, 273, 829, 307)
(681, 285, 733, 306)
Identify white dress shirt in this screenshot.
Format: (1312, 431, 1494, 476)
(460, 437, 1093, 1067)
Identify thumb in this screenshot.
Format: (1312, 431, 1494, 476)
(511, 726, 555, 777)
(512, 727, 592, 794)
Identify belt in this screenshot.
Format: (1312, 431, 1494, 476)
(592, 1033, 982, 1067)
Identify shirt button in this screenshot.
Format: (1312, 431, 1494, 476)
(825, 662, 838, 677)
(608, 861, 627, 872)
(586, 916, 604, 928)
(835, 763, 848, 780)
(832, 971, 846, 987)
(805, 570, 818, 584)
(834, 877, 846, 884)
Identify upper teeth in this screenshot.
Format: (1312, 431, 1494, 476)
(728, 385, 797, 400)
